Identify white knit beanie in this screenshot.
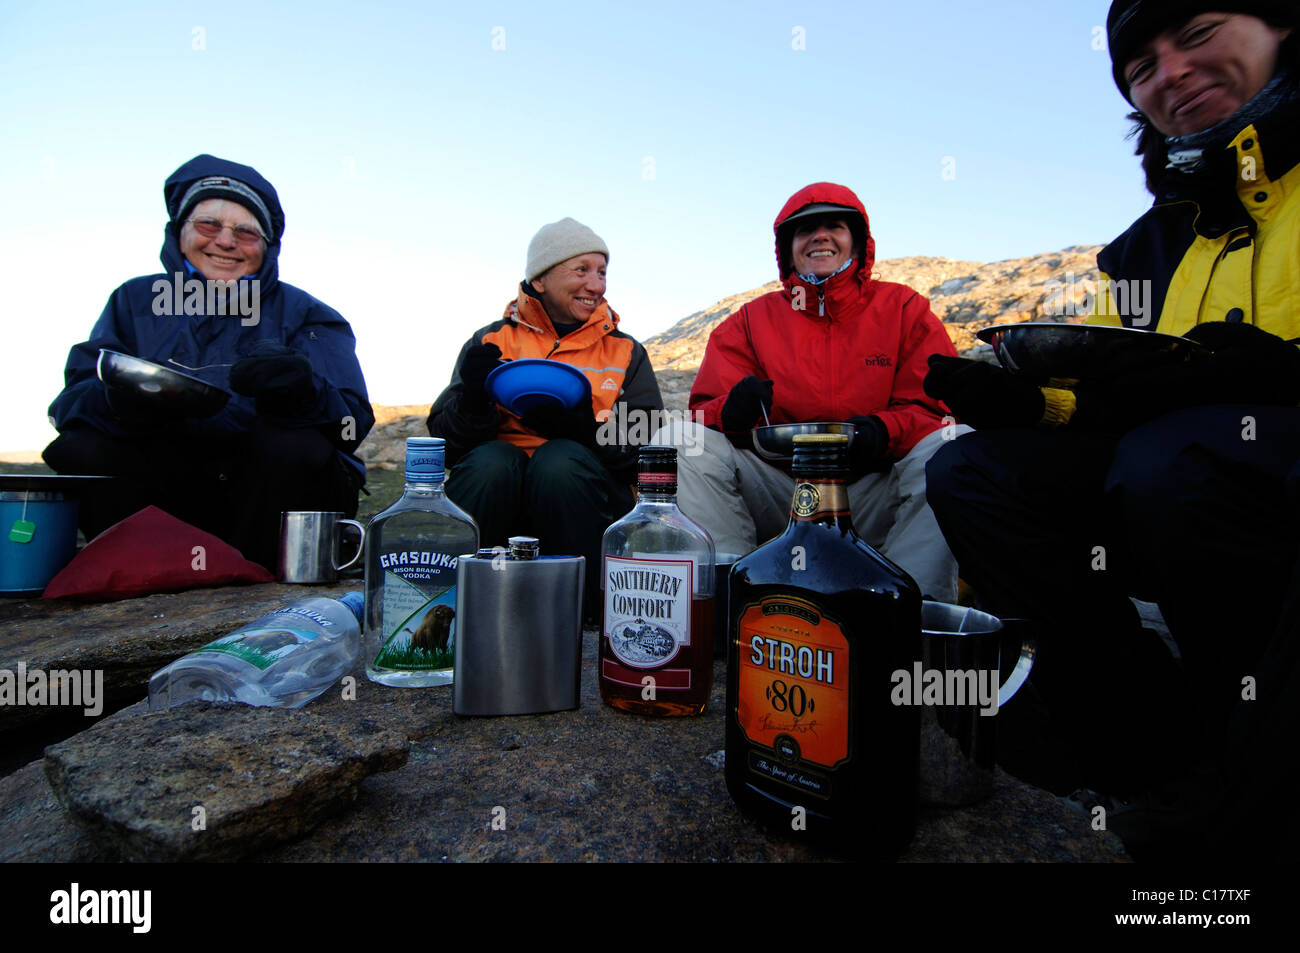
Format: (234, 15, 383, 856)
(525, 217, 609, 281)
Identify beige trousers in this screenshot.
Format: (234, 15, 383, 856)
(650, 422, 968, 602)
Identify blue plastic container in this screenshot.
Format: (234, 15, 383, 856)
(0, 489, 80, 595)
(485, 359, 591, 415)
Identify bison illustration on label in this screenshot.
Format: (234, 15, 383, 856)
(411, 603, 456, 653)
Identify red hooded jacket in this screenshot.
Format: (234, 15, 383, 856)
(689, 182, 956, 458)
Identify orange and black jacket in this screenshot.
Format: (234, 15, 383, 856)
(427, 283, 663, 482)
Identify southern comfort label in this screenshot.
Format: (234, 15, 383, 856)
(736, 595, 851, 797)
(603, 555, 694, 687)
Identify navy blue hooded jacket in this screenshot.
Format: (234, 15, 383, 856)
(49, 154, 373, 475)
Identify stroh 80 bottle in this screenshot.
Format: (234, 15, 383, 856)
(600, 446, 715, 716)
(726, 433, 921, 858)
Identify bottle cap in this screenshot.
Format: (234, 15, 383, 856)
(508, 536, 540, 560)
(792, 434, 850, 445)
(339, 591, 365, 624)
(637, 445, 677, 491)
(792, 433, 849, 476)
(405, 437, 445, 483)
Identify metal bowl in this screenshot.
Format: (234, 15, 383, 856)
(751, 422, 854, 462)
(97, 349, 231, 418)
(975, 323, 1207, 380)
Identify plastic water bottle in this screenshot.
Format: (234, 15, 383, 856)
(147, 593, 364, 711)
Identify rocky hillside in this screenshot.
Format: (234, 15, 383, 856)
(357, 245, 1103, 468)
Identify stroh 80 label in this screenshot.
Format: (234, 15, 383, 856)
(735, 596, 850, 769)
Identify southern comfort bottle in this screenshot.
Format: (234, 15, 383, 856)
(725, 433, 921, 857)
(600, 446, 716, 716)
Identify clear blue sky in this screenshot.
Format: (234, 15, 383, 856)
(1, 0, 1147, 452)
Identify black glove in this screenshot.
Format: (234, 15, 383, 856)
(846, 415, 890, 477)
(1183, 319, 1296, 356)
(1073, 322, 1300, 432)
(720, 375, 775, 433)
(521, 401, 598, 447)
(459, 342, 504, 411)
(924, 355, 1044, 430)
(230, 344, 317, 415)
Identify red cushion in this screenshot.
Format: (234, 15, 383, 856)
(42, 506, 272, 601)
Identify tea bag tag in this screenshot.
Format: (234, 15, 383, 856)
(8, 519, 35, 544)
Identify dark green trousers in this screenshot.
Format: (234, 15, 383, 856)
(445, 439, 633, 615)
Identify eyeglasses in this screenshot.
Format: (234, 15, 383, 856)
(186, 216, 266, 245)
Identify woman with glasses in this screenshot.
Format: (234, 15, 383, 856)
(44, 154, 374, 570)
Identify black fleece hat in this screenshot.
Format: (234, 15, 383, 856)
(1108, 0, 1298, 101)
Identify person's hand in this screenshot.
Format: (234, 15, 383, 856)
(1182, 319, 1295, 356)
(1073, 322, 1300, 432)
(459, 342, 504, 411)
(521, 400, 598, 447)
(924, 355, 1044, 429)
(230, 344, 317, 415)
(721, 375, 775, 433)
(846, 415, 890, 476)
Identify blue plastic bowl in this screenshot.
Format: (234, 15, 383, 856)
(485, 359, 591, 415)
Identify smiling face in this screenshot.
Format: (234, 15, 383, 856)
(790, 216, 856, 278)
(529, 253, 608, 326)
(1125, 13, 1292, 138)
(178, 198, 265, 280)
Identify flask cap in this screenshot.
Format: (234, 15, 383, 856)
(508, 536, 540, 560)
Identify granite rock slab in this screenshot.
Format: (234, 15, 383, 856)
(43, 701, 408, 862)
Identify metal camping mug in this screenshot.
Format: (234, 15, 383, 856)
(916, 602, 1036, 807)
(277, 511, 365, 584)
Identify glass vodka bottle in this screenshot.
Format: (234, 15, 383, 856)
(363, 437, 478, 687)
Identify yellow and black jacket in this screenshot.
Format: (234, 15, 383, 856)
(1039, 100, 1300, 426)
(427, 283, 663, 481)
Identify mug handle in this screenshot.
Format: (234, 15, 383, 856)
(995, 617, 1036, 709)
(333, 519, 366, 571)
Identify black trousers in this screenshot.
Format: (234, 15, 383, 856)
(445, 439, 634, 615)
(43, 423, 363, 571)
(925, 405, 1300, 795)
